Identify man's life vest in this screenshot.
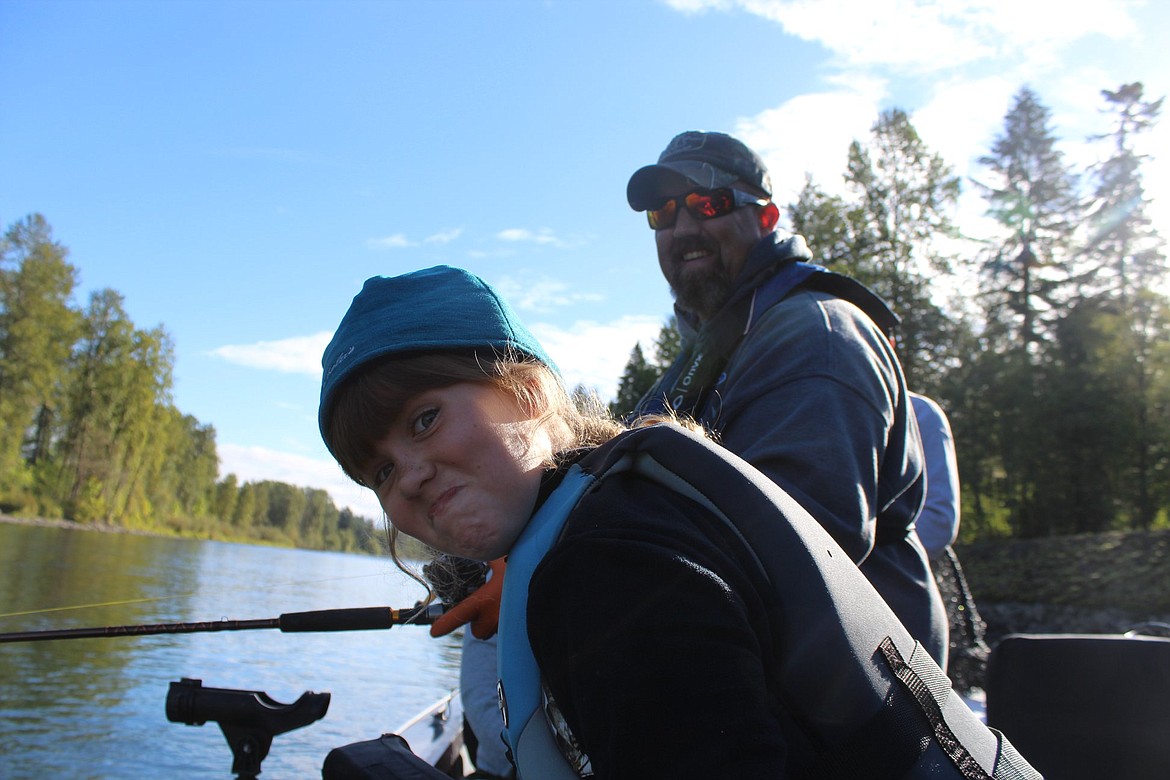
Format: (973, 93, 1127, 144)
(635, 259, 927, 572)
(635, 259, 899, 423)
(497, 423, 1041, 780)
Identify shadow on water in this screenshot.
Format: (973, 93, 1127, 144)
(0, 523, 462, 779)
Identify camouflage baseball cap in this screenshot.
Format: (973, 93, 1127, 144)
(627, 131, 772, 211)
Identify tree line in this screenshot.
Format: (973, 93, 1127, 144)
(0, 216, 383, 554)
(610, 83, 1169, 542)
(4, 82, 1165, 550)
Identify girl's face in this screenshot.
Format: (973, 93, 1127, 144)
(363, 381, 549, 561)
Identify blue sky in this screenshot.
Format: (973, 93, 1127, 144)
(3, 0, 1168, 520)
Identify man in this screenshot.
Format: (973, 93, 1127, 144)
(628, 130, 948, 667)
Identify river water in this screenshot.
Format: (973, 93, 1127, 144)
(0, 521, 462, 779)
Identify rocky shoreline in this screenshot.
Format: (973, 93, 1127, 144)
(978, 601, 1170, 644)
(956, 527, 1170, 642)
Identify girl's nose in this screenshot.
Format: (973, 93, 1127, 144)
(396, 457, 435, 498)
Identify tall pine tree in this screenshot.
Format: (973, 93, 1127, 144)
(975, 87, 1082, 354)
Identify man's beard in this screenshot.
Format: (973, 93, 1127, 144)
(666, 242, 734, 322)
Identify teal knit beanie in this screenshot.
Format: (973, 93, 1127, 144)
(318, 265, 556, 449)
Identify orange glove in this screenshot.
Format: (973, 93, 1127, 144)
(429, 557, 505, 640)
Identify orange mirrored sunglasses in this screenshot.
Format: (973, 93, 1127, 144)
(646, 188, 769, 230)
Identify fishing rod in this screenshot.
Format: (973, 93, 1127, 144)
(0, 603, 444, 644)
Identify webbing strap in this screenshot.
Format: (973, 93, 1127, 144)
(878, 637, 991, 780)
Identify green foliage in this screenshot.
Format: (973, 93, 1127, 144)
(4, 79, 1169, 550)
(624, 82, 1170, 543)
(792, 109, 962, 390)
(609, 317, 682, 419)
(956, 84, 1170, 539)
(974, 86, 1082, 354)
(0, 213, 385, 555)
(609, 343, 658, 419)
(1083, 82, 1166, 300)
(0, 215, 79, 505)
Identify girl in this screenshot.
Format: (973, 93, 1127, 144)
(318, 265, 1039, 780)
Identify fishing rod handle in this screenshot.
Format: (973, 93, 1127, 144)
(278, 604, 442, 633)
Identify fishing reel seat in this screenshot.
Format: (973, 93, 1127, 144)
(167, 677, 331, 779)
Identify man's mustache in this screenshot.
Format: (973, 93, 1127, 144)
(669, 236, 719, 260)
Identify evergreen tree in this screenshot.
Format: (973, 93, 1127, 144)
(1082, 83, 1168, 528)
(969, 87, 1085, 537)
(975, 86, 1082, 354)
(788, 176, 871, 273)
(842, 108, 962, 388)
(609, 342, 658, 419)
(652, 315, 682, 367)
(1033, 297, 1130, 534)
(935, 320, 1011, 539)
(1083, 82, 1166, 301)
(609, 316, 684, 420)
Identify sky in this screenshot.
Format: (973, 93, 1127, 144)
(3, 0, 1168, 521)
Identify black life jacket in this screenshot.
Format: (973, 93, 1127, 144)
(635, 259, 898, 421)
(501, 423, 1041, 779)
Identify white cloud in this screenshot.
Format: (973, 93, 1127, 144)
(714, 0, 1163, 245)
(912, 75, 1019, 240)
(663, 0, 731, 11)
(670, 0, 1142, 74)
(209, 332, 331, 375)
(967, 0, 1138, 63)
(913, 69, 1170, 245)
(496, 227, 584, 249)
(914, 76, 1015, 173)
(366, 233, 414, 249)
(424, 227, 463, 244)
(219, 442, 384, 519)
(750, 0, 994, 70)
(491, 275, 605, 314)
(531, 315, 665, 400)
(367, 228, 463, 249)
(498, 228, 555, 243)
(1144, 120, 1170, 241)
(206, 310, 666, 401)
(733, 81, 886, 205)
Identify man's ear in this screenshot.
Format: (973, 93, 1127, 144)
(759, 202, 781, 233)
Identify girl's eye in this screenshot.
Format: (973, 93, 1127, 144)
(413, 407, 438, 435)
(372, 463, 394, 487)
